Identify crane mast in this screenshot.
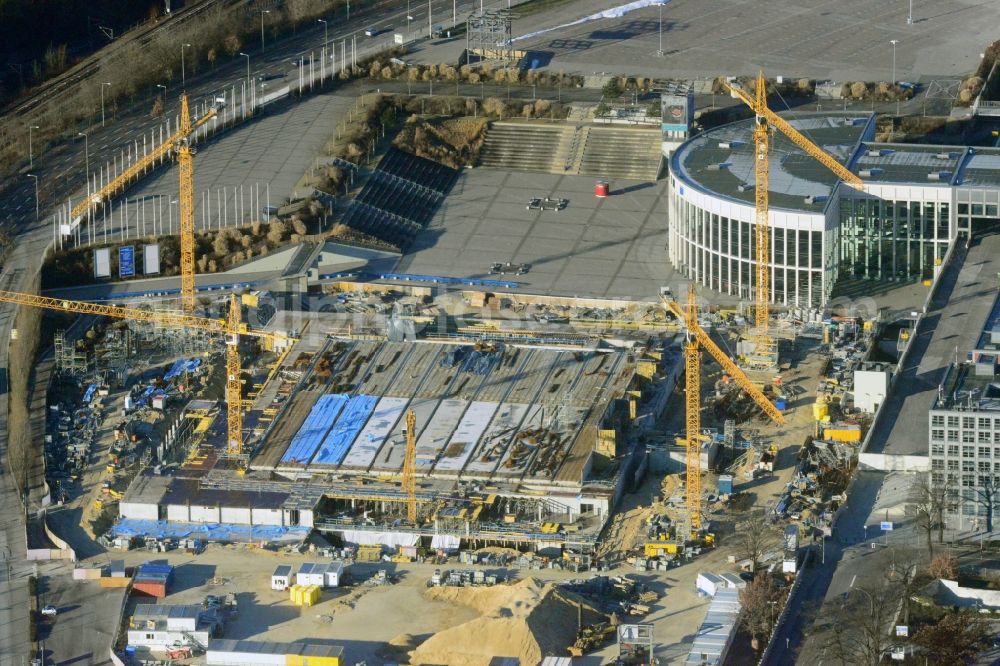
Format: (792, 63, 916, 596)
(402, 409, 417, 523)
(753, 72, 770, 335)
(685, 288, 702, 530)
(178, 96, 197, 313)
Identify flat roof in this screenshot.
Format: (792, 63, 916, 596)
(958, 151, 1000, 188)
(208, 639, 344, 658)
(672, 112, 1000, 213)
(133, 604, 202, 620)
(253, 340, 637, 486)
(854, 144, 962, 184)
(160, 478, 288, 509)
(672, 112, 871, 213)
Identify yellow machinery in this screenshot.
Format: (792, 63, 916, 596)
(644, 540, 681, 557)
(402, 409, 417, 523)
(725, 72, 865, 364)
(69, 95, 217, 312)
(0, 289, 289, 458)
(662, 296, 784, 425)
(684, 289, 702, 531)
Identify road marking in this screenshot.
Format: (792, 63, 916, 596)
(850, 574, 857, 588)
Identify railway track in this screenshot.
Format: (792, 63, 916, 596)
(4, 0, 240, 119)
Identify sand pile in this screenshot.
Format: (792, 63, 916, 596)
(409, 577, 604, 666)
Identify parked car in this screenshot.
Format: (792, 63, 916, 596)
(40, 605, 57, 617)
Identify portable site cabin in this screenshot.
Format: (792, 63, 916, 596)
(271, 565, 292, 591)
(296, 562, 344, 588)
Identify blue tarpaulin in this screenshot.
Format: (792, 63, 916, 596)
(112, 518, 310, 544)
(312, 395, 378, 465)
(281, 394, 349, 463)
(164, 358, 201, 382)
(83, 384, 98, 403)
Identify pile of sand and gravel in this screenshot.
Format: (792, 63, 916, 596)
(408, 577, 605, 666)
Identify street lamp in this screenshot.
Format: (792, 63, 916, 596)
(907, 0, 913, 25)
(181, 43, 191, 89)
(26, 174, 38, 221)
(239, 52, 251, 94)
(260, 10, 270, 51)
(656, 1, 665, 57)
(890, 39, 899, 116)
(77, 131, 89, 176)
(28, 124, 39, 169)
(100, 82, 111, 127)
(318, 19, 328, 51)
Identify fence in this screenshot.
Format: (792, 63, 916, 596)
(49, 26, 416, 251)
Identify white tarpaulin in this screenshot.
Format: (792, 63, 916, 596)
(144, 244, 160, 275)
(431, 534, 461, 551)
(94, 248, 111, 278)
(514, 0, 670, 42)
(340, 530, 419, 549)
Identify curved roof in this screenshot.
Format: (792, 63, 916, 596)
(670, 112, 873, 213)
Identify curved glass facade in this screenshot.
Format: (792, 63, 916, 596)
(667, 174, 830, 307)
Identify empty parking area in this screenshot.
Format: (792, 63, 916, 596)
(393, 169, 672, 301)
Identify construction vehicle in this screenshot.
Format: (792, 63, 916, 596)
(165, 646, 192, 659)
(69, 95, 218, 312)
(568, 622, 615, 656)
(0, 289, 292, 460)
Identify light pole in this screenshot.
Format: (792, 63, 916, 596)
(28, 124, 39, 168)
(318, 19, 328, 51)
(907, 0, 913, 25)
(77, 131, 89, 179)
(100, 82, 111, 126)
(428, 0, 433, 37)
(260, 10, 270, 51)
(657, 1, 664, 57)
(181, 43, 191, 89)
(407, 0, 412, 38)
(890, 39, 899, 115)
(26, 174, 38, 221)
(239, 52, 251, 94)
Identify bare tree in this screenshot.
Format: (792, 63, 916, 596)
(970, 474, 1000, 533)
(910, 472, 952, 557)
(817, 583, 900, 666)
(734, 510, 780, 573)
(913, 612, 989, 663)
(738, 575, 787, 651)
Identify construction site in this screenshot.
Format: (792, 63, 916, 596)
(11, 0, 1000, 658)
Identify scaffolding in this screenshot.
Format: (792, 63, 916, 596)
(465, 9, 515, 65)
(54, 330, 88, 375)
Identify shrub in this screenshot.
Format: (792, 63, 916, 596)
(266, 220, 288, 244)
(850, 81, 867, 99)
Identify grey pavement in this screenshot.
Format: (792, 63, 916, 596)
(867, 232, 1000, 457)
(511, 0, 996, 83)
(91, 92, 359, 245)
(395, 169, 674, 300)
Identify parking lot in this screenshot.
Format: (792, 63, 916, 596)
(507, 0, 997, 82)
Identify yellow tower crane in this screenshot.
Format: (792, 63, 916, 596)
(662, 295, 785, 425)
(684, 288, 702, 530)
(402, 409, 417, 524)
(724, 72, 865, 364)
(69, 95, 217, 312)
(0, 289, 290, 458)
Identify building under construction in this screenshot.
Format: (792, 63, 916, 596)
(119, 332, 677, 553)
